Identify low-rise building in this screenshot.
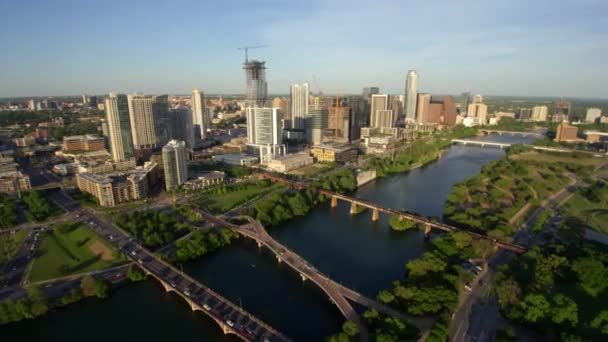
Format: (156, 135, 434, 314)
(76, 162, 159, 207)
(554, 122, 579, 142)
(310, 143, 358, 163)
(212, 152, 258, 166)
(0, 171, 31, 193)
(76, 158, 136, 174)
(266, 152, 314, 173)
(584, 131, 608, 143)
(63, 135, 105, 152)
(183, 171, 226, 190)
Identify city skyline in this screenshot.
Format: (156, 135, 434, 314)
(1, 0, 607, 98)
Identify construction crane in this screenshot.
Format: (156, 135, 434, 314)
(237, 45, 269, 63)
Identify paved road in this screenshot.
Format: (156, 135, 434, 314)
(449, 175, 579, 342)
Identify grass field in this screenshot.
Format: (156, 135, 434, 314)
(28, 221, 126, 283)
(0, 230, 27, 268)
(289, 162, 338, 177)
(561, 193, 608, 234)
(199, 182, 286, 214)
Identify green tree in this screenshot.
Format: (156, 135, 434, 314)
(572, 257, 608, 297)
(521, 294, 550, 323)
(591, 310, 608, 335)
(342, 321, 359, 337)
(406, 252, 447, 277)
(377, 290, 395, 304)
(550, 294, 578, 326)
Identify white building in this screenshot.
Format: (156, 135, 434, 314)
(191, 88, 206, 140)
(246, 107, 285, 163)
(290, 83, 309, 129)
(531, 105, 548, 122)
(467, 103, 488, 125)
(162, 140, 188, 191)
(370, 94, 389, 128)
(462, 117, 481, 127)
(266, 152, 314, 173)
(404, 70, 418, 120)
(586, 107, 602, 123)
(127, 94, 158, 150)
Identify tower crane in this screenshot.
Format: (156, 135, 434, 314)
(237, 45, 269, 63)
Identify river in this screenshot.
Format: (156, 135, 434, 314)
(1, 134, 537, 341)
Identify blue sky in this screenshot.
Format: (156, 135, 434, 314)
(1, 0, 607, 98)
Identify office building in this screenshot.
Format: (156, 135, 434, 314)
(305, 107, 328, 145)
(390, 95, 404, 118)
(404, 70, 418, 120)
(460, 92, 471, 114)
(586, 108, 602, 123)
(531, 106, 548, 122)
(370, 94, 389, 128)
(170, 108, 195, 150)
(416, 93, 431, 124)
(362, 87, 380, 102)
(472, 94, 483, 103)
(266, 152, 314, 173)
(310, 142, 358, 163)
(246, 107, 285, 163)
(519, 108, 532, 120)
(127, 94, 159, 150)
(554, 122, 579, 142)
(442, 96, 457, 125)
(191, 89, 206, 140)
(244, 60, 268, 107)
(162, 140, 188, 191)
(105, 93, 134, 162)
(374, 110, 394, 128)
(212, 153, 258, 166)
(290, 83, 309, 129)
(63, 135, 105, 152)
(467, 103, 488, 125)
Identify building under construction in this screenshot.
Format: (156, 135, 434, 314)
(243, 60, 267, 107)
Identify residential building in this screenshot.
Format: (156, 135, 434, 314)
(531, 106, 549, 122)
(246, 107, 285, 163)
(0, 171, 31, 193)
(416, 93, 431, 124)
(472, 94, 483, 103)
(162, 140, 188, 191)
(586, 108, 602, 123)
(63, 135, 105, 152)
(183, 171, 225, 190)
(105, 93, 134, 162)
(127, 93, 158, 150)
(191, 89, 206, 140)
(467, 103, 488, 125)
(290, 83, 309, 129)
(370, 94, 389, 128)
(404, 70, 418, 120)
(554, 122, 579, 142)
(310, 143, 357, 163)
(428, 103, 443, 124)
(75, 162, 159, 207)
(266, 152, 314, 173)
(244, 60, 268, 107)
(585, 131, 608, 143)
(519, 108, 532, 120)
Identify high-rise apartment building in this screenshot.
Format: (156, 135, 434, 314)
(467, 103, 488, 125)
(442, 96, 457, 125)
(586, 107, 602, 123)
(246, 107, 284, 163)
(375, 110, 394, 129)
(127, 94, 159, 150)
(170, 108, 195, 150)
(191, 89, 206, 140)
(370, 94, 389, 128)
(162, 140, 188, 191)
(472, 94, 483, 103)
(404, 70, 418, 120)
(271, 97, 289, 113)
(244, 60, 268, 107)
(531, 106, 549, 122)
(105, 93, 134, 162)
(416, 93, 431, 124)
(290, 83, 309, 129)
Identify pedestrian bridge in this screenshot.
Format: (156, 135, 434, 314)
(452, 139, 512, 149)
(478, 129, 544, 137)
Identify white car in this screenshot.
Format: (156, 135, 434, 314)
(226, 320, 234, 327)
(465, 285, 472, 291)
(203, 304, 211, 310)
(131, 251, 137, 256)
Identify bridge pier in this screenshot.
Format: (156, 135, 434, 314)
(257, 241, 262, 248)
(349, 202, 358, 214)
(424, 223, 432, 239)
(300, 273, 307, 281)
(331, 196, 338, 208)
(372, 209, 379, 221)
(276, 255, 282, 263)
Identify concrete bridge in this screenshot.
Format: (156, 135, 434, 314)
(478, 129, 544, 137)
(257, 173, 527, 254)
(452, 139, 512, 149)
(192, 209, 431, 341)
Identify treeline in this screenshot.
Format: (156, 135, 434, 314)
(242, 170, 357, 227)
(175, 229, 237, 262)
(0, 194, 18, 229)
(366, 126, 477, 177)
(115, 210, 190, 248)
(0, 275, 108, 325)
(494, 219, 608, 341)
(374, 231, 494, 341)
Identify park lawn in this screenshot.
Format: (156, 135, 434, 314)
(512, 151, 606, 167)
(0, 229, 27, 268)
(28, 222, 126, 283)
(561, 193, 608, 234)
(289, 162, 338, 177)
(200, 182, 286, 214)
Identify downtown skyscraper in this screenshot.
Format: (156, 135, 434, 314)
(244, 60, 268, 107)
(127, 93, 159, 150)
(404, 70, 418, 120)
(162, 140, 188, 191)
(191, 88, 206, 140)
(290, 83, 309, 129)
(105, 93, 134, 162)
